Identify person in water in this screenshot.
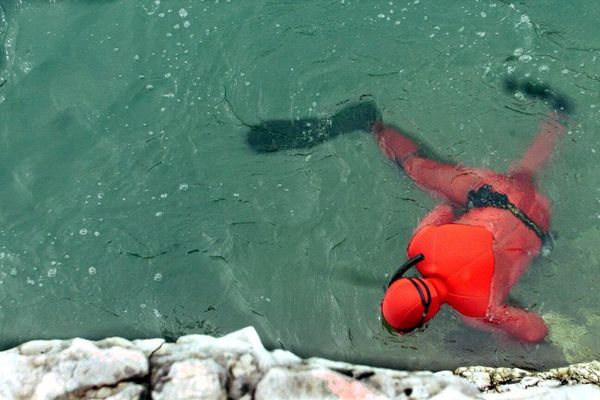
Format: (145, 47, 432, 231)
(245, 78, 572, 342)
(377, 111, 568, 343)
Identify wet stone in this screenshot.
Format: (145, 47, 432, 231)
(151, 358, 226, 400)
(0, 337, 149, 400)
(0, 327, 597, 400)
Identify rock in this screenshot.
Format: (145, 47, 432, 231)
(254, 366, 389, 399)
(79, 382, 146, 400)
(456, 360, 600, 392)
(455, 361, 600, 400)
(152, 358, 226, 400)
(454, 366, 530, 391)
(229, 353, 261, 399)
(132, 338, 165, 357)
(0, 337, 149, 400)
(479, 384, 600, 400)
(0, 327, 597, 400)
(254, 358, 481, 399)
(149, 327, 300, 400)
(538, 360, 600, 385)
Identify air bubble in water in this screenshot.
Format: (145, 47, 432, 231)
(519, 54, 532, 63)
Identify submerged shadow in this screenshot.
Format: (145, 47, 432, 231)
(244, 99, 450, 166)
(503, 76, 575, 115)
(246, 101, 381, 153)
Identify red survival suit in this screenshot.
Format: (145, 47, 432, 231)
(376, 114, 566, 342)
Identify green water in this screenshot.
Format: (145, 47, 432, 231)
(0, 0, 599, 370)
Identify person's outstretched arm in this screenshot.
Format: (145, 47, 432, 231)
(509, 112, 567, 178)
(372, 122, 488, 207)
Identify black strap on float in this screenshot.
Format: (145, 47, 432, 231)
(387, 254, 432, 333)
(398, 277, 432, 333)
(408, 277, 432, 316)
(388, 253, 424, 288)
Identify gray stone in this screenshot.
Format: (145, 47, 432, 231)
(455, 360, 600, 393)
(479, 384, 600, 400)
(152, 358, 226, 400)
(0, 337, 148, 400)
(301, 359, 481, 399)
(132, 338, 165, 358)
(454, 366, 530, 391)
(79, 382, 146, 400)
(538, 360, 600, 385)
(149, 327, 299, 400)
(0, 327, 597, 400)
(254, 366, 389, 400)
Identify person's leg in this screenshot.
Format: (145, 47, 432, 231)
(508, 112, 567, 178)
(373, 122, 489, 207)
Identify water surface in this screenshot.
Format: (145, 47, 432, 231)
(0, 0, 599, 370)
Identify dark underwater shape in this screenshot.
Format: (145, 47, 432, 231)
(503, 77, 575, 115)
(247, 77, 574, 153)
(246, 101, 381, 153)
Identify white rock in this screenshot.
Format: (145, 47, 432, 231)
(539, 360, 600, 385)
(152, 358, 226, 400)
(481, 383, 600, 400)
(149, 327, 301, 400)
(132, 338, 165, 357)
(0, 337, 147, 400)
(430, 385, 480, 400)
(0, 327, 597, 400)
(254, 366, 389, 400)
(82, 382, 146, 399)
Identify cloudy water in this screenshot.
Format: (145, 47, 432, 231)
(0, 0, 599, 370)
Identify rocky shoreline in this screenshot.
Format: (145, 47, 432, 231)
(0, 326, 597, 400)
